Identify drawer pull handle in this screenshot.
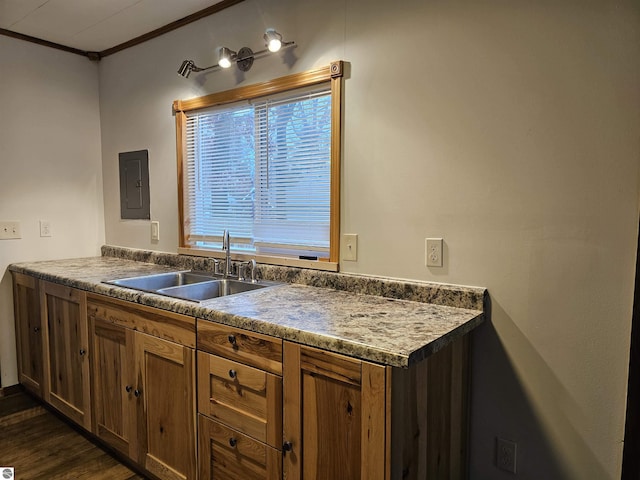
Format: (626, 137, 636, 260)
(227, 334, 237, 346)
(79, 349, 86, 356)
(229, 438, 237, 448)
(283, 441, 293, 453)
(134, 389, 142, 397)
(125, 385, 133, 393)
(228, 369, 237, 379)
(33, 327, 40, 333)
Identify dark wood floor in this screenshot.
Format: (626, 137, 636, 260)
(0, 390, 147, 480)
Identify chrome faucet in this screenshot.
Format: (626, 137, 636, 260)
(222, 230, 232, 278)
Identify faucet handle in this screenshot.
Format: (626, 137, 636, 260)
(212, 258, 222, 275)
(248, 259, 257, 283)
(238, 259, 258, 282)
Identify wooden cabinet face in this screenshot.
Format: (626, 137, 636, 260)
(197, 351, 282, 448)
(88, 295, 197, 480)
(198, 414, 281, 480)
(197, 322, 283, 375)
(282, 343, 386, 480)
(90, 317, 136, 456)
(137, 332, 196, 480)
(12, 273, 42, 395)
(41, 281, 91, 430)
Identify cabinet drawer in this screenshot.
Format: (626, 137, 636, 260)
(198, 351, 282, 448)
(197, 321, 282, 375)
(198, 415, 281, 480)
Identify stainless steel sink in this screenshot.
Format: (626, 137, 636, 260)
(157, 278, 277, 301)
(104, 271, 282, 302)
(105, 271, 217, 292)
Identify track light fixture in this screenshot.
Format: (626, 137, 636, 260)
(177, 28, 295, 78)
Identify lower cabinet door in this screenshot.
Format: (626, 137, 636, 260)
(282, 342, 386, 480)
(198, 414, 281, 480)
(12, 272, 42, 396)
(90, 316, 136, 457)
(136, 332, 196, 480)
(41, 281, 92, 430)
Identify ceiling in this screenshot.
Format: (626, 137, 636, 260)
(0, 0, 232, 54)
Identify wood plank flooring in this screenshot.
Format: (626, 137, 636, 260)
(0, 391, 147, 480)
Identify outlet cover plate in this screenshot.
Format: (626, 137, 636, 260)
(497, 437, 517, 473)
(40, 220, 51, 237)
(425, 238, 443, 267)
(151, 221, 160, 241)
(342, 234, 358, 261)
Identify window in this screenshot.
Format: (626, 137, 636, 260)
(174, 62, 343, 271)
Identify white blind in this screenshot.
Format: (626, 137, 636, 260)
(184, 85, 332, 258)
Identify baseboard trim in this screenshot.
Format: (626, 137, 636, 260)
(0, 384, 24, 397)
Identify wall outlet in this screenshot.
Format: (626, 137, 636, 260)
(342, 234, 358, 261)
(0, 221, 21, 239)
(496, 437, 517, 474)
(40, 220, 52, 237)
(425, 238, 443, 267)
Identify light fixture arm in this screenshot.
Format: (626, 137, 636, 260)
(240, 40, 295, 62)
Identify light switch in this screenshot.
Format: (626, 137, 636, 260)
(151, 221, 160, 241)
(343, 234, 358, 261)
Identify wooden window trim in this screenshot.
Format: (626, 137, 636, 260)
(173, 61, 344, 271)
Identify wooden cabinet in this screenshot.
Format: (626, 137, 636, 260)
(199, 322, 471, 480)
(198, 414, 282, 480)
(13, 273, 471, 480)
(90, 317, 135, 457)
(282, 342, 386, 480)
(136, 332, 196, 480)
(387, 335, 471, 480)
(88, 294, 197, 480)
(197, 322, 283, 480)
(197, 323, 387, 480)
(40, 280, 91, 430)
(12, 272, 43, 396)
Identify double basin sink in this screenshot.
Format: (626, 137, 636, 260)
(104, 271, 282, 302)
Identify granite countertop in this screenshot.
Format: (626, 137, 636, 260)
(10, 254, 486, 368)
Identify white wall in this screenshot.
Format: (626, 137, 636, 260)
(0, 35, 105, 387)
(104, 0, 640, 478)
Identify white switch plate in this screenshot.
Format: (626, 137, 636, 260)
(342, 234, 358, 261)
(151, 221, 160, 241)
(40, 220, 51, 237)
(425, 238, 443, 267)
(0, 221, 21, 239)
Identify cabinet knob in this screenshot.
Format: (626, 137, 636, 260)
(33, 327, 40, 333)
(125, 385, 133, 393)
(134, 389, 142, 397)
(79, 349, 86, 356)
(228, 369, 237, 379)
(283, 441, 293, 452)
(229, 438, 237, 448)
(227, 334, 237, 346)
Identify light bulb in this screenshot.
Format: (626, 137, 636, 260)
(218, 47, 235, 68)
(264, 29, 283, 52)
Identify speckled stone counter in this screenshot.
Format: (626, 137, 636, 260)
(9, 247, 487, 367)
